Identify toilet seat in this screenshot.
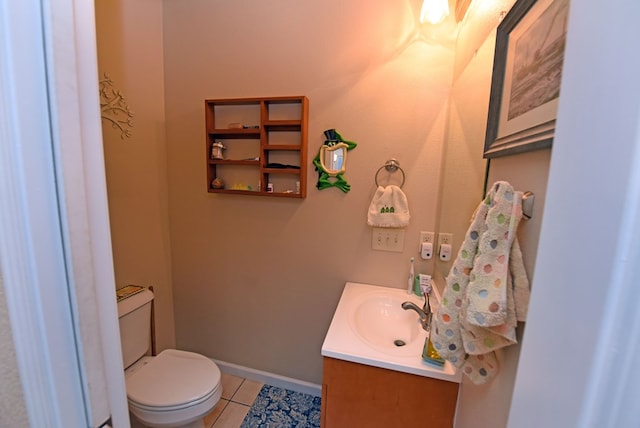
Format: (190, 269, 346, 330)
(129, 387, 218, 413)
(126, 349, 221, 411)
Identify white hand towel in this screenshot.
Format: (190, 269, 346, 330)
(367, 185, 410, 228)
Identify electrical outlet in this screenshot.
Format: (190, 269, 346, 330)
(372, 227, 405, 252)
(419, 231, 435, 259)
(438, 232, 453, 246)
(419, 231, 435, 244)
(438, 233, 453, 261)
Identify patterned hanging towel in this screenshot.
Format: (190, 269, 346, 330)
(431, 181, 530, 384)
(367, 185, 410, 228)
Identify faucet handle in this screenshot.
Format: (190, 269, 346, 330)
(422, 290, 431, 314)
(423, 292, 433, 332)
(418, 276, 432, 314)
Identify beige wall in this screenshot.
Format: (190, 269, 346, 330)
(435, 30, 495, 284)
(0, 273, 29, 428)
(162, 0, 455, 383)
(436, 0, 518, 282)
(454, 150, 550, 427)
(95, 0, 176, 352)
(96, 0, 545, 406)
(436, 0, 552, 426)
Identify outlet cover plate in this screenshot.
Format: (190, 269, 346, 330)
(419, 231, 435, 244)
(372, 227, 405, 252)
(438, 232, 453, 247)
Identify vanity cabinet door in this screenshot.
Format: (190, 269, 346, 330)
(321, 357, 459, 428)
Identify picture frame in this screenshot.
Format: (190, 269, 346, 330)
(483, 0, 570, 158)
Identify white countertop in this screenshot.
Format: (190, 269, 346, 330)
(321, 282, 461, 383)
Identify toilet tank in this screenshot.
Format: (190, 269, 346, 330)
(117, 287, 154, 369)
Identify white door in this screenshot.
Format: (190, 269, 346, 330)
(0, 0, 129, 426)
(508, 0, 640, 426)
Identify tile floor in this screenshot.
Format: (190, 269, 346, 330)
(202, 373, 264, 428)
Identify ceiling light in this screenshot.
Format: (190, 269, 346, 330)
(420, 0, 450, 25)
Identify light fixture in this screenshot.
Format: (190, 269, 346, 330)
(420, 0, 450, 25)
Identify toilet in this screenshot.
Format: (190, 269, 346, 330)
(117, 287, 222, 428)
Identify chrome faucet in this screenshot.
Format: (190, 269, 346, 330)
(402, 291, 432, 331)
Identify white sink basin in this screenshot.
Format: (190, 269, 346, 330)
(321, 282, 461, 383)
(348, 292, 422, 356)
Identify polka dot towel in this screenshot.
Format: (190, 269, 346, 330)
(431, 181, 530, 385)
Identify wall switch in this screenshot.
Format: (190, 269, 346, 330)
(372, 227, 405, 252)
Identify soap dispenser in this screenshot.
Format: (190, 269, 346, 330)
(422, 334, 445, 367)
(420, 285, 445, 367)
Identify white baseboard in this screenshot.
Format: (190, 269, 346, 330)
(212, 359, 322, 397)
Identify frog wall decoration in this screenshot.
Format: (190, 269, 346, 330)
(313, 129, 357, 193)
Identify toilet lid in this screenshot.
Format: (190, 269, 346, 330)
(126, 349, 221, 409)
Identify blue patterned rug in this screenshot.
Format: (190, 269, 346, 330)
(240, 385, 321, 428)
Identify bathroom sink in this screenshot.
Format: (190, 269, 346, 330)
(322, 282, 461, 383)
(348, 292, 423, 356)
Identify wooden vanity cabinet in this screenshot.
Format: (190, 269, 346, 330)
(321, 357, 459, 428)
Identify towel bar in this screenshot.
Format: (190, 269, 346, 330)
(375, 159, 406, 188)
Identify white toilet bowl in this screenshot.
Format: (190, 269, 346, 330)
(125, 349, 222, 428)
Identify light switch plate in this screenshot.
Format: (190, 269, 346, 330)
(372, 227, 405, 252)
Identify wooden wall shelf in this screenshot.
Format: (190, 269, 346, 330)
(205, 96, 308, 198)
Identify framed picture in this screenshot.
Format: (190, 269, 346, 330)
(483, 0, 570, 158)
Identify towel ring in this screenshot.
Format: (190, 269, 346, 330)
(374, 159, 406, 188)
